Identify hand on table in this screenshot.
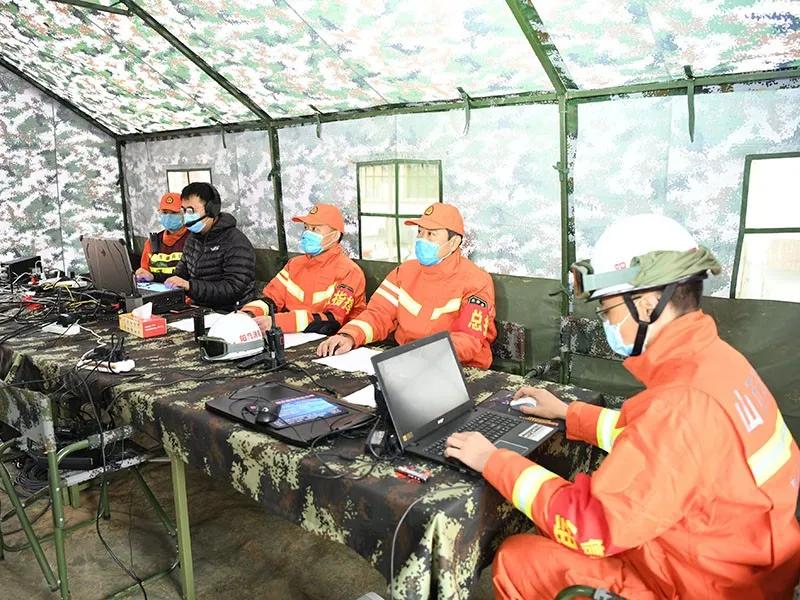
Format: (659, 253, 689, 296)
(164, 276, 190, 291)
(134, 268, 153, 282)
(316, 334, 354, 357)
(252, 315, 272, 333)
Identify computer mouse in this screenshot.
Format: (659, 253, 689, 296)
(255, 405, 277, 425)
(510, 397, 538, 409)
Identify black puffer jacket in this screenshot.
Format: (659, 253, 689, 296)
(174, 213, 256, 312)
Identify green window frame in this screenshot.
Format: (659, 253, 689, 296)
(356, 159, 443, 262)
(731, 151, 800, 302)
(166, 167, 213, 194)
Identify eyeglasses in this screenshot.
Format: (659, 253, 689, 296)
(595, 297, 640, 322)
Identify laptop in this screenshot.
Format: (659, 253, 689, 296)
(371, 332, 557, 469)
(80, 236, 185, 313)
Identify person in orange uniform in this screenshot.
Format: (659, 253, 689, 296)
(316, 203, 496, 368)
(135, 192, 190, 283)
(445, 214, 800, 599)
(241, 203, 366, 335)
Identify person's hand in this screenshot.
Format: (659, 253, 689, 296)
(316, 334, 354, 357)
(512, 386, 568, 419)
(134, 268, 153, 282)
(444, 432, 497, 473)
(253, 315, 272, 333)
(164, 276, 190, 291)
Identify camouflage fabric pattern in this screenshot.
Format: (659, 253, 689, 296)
(0, 378, 56, 453)
(534, 0, 800, 88)
(574, 84, 800, 297)
(140, 0, 552, 118)
(560, 315, 619, 362)
(491, 320, 526, 363)
(0, 314, 604, 600)
(0, 67, 123, 274)
(122, 131, 279, 250)
(0, 0, 255, 135)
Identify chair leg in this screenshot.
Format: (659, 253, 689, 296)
(0, 454, 58, 589)
(47, 450, 71, 600)
(100, 480, 111, 520)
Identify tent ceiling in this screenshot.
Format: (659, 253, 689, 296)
(0, 1, 798, 135)
(534, 0, 800, 88)
(0, 1, 257, 134)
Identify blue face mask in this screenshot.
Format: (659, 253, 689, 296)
(602, 314, 634, 357)
(159, 213, 184, 232)
(415, 238, 443, 266)
(300, 230, 325, 256)
(184, 212, 207, 234)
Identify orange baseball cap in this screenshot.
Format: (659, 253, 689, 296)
(159, 192, 182, 212)
(291, 203, 345, 233)
(404, 203, 464, 236)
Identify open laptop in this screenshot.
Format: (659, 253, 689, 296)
(80, 236, 185, 313)
(371, 331, 557, 469)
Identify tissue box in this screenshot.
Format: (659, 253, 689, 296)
(118, 313, 167, 338)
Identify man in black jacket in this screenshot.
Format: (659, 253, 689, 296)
(164, 182, 256, 312)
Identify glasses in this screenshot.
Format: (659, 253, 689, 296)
(595, 297, 640, 322)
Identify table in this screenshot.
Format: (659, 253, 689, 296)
(0, 315, 605, 600)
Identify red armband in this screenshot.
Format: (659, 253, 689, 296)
(454, 295, 491, 339)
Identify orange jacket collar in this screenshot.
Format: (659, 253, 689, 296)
(162, 227, 189, 246)
(301, 242, 343, 266)
(419, 249, 462, 279)
(624, 310, 718, 386)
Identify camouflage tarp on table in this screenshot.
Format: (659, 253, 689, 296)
(0, 316, 605, 600)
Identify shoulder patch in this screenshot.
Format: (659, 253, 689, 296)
(468, 295, 488, 308)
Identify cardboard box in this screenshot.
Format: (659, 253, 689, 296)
(119, 313, 167, 338)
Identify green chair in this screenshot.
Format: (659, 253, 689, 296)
(0, 380, 178, 599)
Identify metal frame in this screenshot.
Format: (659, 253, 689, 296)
(730, 151, 800, 299)
(115, 141, 132, 252)
(355, 159, 443, 262)
(50, 0, 131, 16)
(268, 127, 289, 264)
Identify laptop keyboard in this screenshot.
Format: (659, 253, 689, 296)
(425, 411, 520, 456)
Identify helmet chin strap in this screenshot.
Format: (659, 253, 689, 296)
(622, 283, 677, 356)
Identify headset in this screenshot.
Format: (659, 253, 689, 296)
(205, 183, 221, 218)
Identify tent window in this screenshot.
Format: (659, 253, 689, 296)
(733, 154, 800, 302)
(166, 168, 213, 194)
(357, 160, 442, 262)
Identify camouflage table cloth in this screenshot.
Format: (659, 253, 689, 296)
(0, 316, 604, 600)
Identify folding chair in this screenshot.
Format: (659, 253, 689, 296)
(0, 380, 178, 599)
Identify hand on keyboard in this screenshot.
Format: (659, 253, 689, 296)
(443, 431, 497, 474)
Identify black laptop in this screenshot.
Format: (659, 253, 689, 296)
(371, 332, 557, 468)
(80, 236, 185, 313)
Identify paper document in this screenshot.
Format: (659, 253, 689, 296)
(283, 332, 326, 349)
(313, 347, 381, 374)
(342, 385, 376, 408)
(168, 312, 223, 332)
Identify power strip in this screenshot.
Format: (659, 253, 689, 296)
(76, 358, 135, 373)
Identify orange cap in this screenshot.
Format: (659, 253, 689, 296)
(159, 192, 182, 212)
(291, 203, 345, 233)
(404, 203, 464, 236)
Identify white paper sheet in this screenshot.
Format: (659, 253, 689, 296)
(342, 385, 376, 408)
(283, 332, 326, 349)
(168, 312, 223, 332)
(312, 347, 380, 374)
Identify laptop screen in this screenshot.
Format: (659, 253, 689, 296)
(371, 332, 472, 446)
(80, 236, 135, 295)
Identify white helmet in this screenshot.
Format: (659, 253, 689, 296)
(198, 312, 265, 361)
(573, 214, 719, 300)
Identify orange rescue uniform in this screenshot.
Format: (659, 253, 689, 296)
(242, 244, 366, 333)
(485, 311, 800, 599)
(338, 251, 496, 368)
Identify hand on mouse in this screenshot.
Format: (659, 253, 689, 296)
(512, 386, 568, 419)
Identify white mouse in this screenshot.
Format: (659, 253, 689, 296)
(510, 397, 538, 409)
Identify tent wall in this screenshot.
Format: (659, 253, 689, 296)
(575, 85, 800, 296)
(121, 132, 279, 252)
(0, 66, 121, 273)
(279, 104, 562, 277)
